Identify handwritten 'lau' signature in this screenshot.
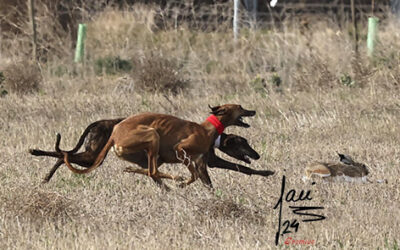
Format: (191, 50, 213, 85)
(273, 175, 326, 246)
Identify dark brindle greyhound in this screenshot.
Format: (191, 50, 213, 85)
(30, 119, 274, 184)
(30, 118, 124, 183)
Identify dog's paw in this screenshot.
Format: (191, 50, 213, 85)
(29, 149, 39, 155)
(160, 183, 171, 192)
(41, 179, 49, 184)
(259, 170, 275, 176)
(173, 176, 185, 182)
(178, 183, 187, 188)
(123, 167, 136, 173)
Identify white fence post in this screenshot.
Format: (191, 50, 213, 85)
(233, 0, 239, 41)
(252, 0, 258, 27)
(391, 0, 400, 19)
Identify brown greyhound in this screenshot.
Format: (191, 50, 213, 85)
(61, 104, 256, 187)
(30, 121, 274, 185)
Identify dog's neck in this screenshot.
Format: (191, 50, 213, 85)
(202, 115, 226, 144)
(205, 115, 224, 134)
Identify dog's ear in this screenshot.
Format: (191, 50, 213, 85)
(223, 135, 235, 147)
(208, 104, 219, 112)
(209, 105, 226, 115)
(211, 108, 227, 116)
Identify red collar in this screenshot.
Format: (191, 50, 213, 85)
(206, 115, 224, 134)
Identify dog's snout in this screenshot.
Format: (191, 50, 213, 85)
(242, 109, 256, 116)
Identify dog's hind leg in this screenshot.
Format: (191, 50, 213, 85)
(42, 158, 64, 183)
(114, 125, 163, 179)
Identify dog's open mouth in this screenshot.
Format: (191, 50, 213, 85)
(243, 155, 251, 164)
(235, 109, 256, 128)
(235, 112, 255, 128)
(236, 116, 251, 128)
(242, 150, 260, 163)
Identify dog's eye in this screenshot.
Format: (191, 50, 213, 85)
(237, 138, 246, 143)
(226, 139, 235, 146)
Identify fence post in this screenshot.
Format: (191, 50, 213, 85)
(350, 0, 358, 53)
(250, 0, 258, 29)
(390, 0, 400, 19)
(252, 0, 258, 24)
(74, 24, 87, 63)
(233, 0, 239, 41)
(28, 0, 37, 62)
(367, 17, 379, 58)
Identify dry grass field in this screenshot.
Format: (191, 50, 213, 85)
(1, 3, 400, 249)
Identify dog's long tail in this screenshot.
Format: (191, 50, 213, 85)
(29, 133, 63, 157)
(63, 137, 114, 174)
(29, 121, 100, 158)
(63, 121, 103, 154)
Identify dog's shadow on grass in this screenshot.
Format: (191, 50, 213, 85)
(1, 185, 83, 223)
(194, 197, 265, 225)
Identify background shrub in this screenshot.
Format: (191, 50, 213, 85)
(132, 52, 188, 95)
(94, 56, 133, 75)
(2, 61, 42, 95)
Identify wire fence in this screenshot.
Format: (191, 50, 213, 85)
(151, 1, 393, 31)
(0, 0, 395, 36)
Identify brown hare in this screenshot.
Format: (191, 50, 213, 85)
(304, 153, 370, 183)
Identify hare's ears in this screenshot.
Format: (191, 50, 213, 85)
(337, 152, 355, 165)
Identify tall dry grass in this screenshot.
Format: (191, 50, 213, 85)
(0, 3, 399, 249)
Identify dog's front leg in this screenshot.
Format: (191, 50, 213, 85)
(196, 157, 213, 188)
